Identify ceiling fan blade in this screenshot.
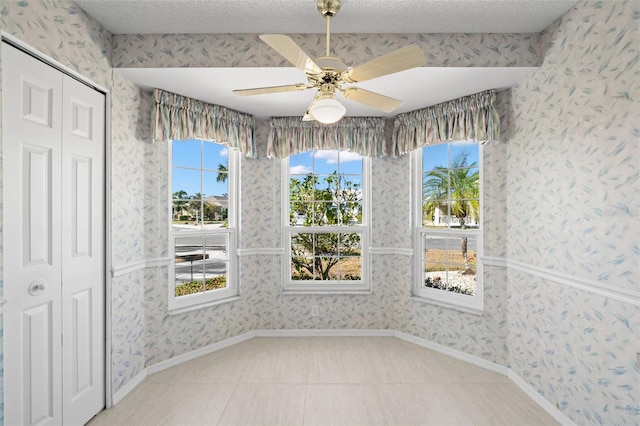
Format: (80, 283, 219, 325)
(233, 83, 309, 96)
(342, 87, 402, 113)
(343, 44, 426, 83)
(259, 34, 323, 76)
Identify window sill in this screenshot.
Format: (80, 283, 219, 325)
(168, 295, 242, 316)
(409, 295, 484, 315)
(282, 290, 372, 296)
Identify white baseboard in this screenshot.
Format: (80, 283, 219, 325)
(393, 331, 509, 376)
(111, 328, 574, 425)
(112, 369, 147, 405)
(508, 370, 575, 426)
(254, 328, 394, 338)
(146, 331, 256, 375)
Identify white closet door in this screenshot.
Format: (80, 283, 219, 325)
(3, 41, 64, 426)
(2, 42, 105, 426)
(61, 74, 105, 426)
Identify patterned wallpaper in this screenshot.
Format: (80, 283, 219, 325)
(501, 1, 639, 424)
(0, 1, 638, 425)
(112, 33, 542, 69)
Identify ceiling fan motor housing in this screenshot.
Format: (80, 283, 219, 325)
(317, 0, 341, 17)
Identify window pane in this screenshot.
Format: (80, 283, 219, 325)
(174, 235, 206, 297)
(424, 235, 477, 296)
(203, 234, 228, 291)
(312, 150, 340, 175)
(338, 151, 363, 174)
(337, 257, 361, 280)
(316, 257, 339, 280)
(292, 257, 314, 280)
(450, 140, 479, 168)
(340, 202, 362, 225)
(289, 152, 313, 176)
(172, 168, 201, 199)
(315, 233, 338, 255)
(204, 142, 228, 171)
(422, 143, 448, 172)
(172, 139, 201, 169)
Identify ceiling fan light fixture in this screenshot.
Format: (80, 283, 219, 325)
(309, 97, 346, 124)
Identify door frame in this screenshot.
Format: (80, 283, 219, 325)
(1, 32, 113, 409)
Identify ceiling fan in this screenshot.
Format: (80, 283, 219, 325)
(233, 0, 427, 124)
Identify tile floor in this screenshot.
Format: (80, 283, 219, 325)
(89, 337, 558, 425)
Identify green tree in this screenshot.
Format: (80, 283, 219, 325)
(172, 190, 189, 219)
(216, 162, 228, 183)
(189, 192, 203, 222)
(423, 150, 479, 260)
(290, 173, 362, 280)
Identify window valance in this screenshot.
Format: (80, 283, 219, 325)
(153, 89, 256, 157)
(267, 116, 386, 159)
(392, 90, 499, 157)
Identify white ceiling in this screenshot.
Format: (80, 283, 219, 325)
(118, 67, 537, 118)
(75, 0, 577, 34)
(76, 0, 576, 119)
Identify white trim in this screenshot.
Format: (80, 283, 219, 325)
(482, 256, 640, 307)
(508, 371, 576, 426)
(145, 257, 172, 268)
(146, 331, 255, 375)
(0, 298, 7, 313)
(112, 370, 147, 405)
(111, 257, 172, 277)
(110, 329, 572, 425)
(393, 331, 507, 375)
(237, 248, 284, 256)
(370, 247, 413, 256)
(111, 260, 146, 277)
(255, 329, 393, 337)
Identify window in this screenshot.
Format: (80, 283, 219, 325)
(283, 150, 370, 293)
(169, 139, 238, 312)
(413, 140, 483, 311)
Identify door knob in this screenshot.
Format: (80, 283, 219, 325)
(28, 280, 46, 296)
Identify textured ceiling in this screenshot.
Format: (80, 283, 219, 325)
(75, 0, 578, 35)
(75, 0, 576, 118)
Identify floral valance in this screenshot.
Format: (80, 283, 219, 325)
(153, 89, 256, 157)
(267, 116, 387, 159)
(392, 90, 500, 157)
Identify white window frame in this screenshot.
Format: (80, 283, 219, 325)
(168, 140, 239, 313)
(412, 142, 484, 313)
(282, 151, 371, 294)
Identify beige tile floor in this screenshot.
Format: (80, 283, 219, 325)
(89, 337, 558, 426)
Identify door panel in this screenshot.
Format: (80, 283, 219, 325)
(61, 74, 105, 426)
(3, 42, 63, 426)
(23, 302, 55, 425)
(3, 42, 105, 426)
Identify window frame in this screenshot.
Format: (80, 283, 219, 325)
(282, 150, 371, 294)
(412, 141, 484, 312)
(168, 139, 239, 313)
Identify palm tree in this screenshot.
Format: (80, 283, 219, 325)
(172, 190, 189, 219)
(423, 150, 479, 260)
(216, 162, 228, 183)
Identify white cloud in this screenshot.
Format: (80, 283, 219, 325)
(219, 147, 229, 157)
(289, 164, 311, 174)
(313, 150, 362, 164)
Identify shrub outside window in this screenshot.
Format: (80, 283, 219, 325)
(284, 150, 370, 293)
(169, 139, 238, 312)
(414, 140, 483, 312)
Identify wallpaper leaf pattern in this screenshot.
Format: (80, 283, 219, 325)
(0, 1, 637, 425)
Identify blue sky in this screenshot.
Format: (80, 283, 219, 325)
(422, 140, 479, 171)
(289, 150, 363, 176)
(172, 140, 228, 198)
